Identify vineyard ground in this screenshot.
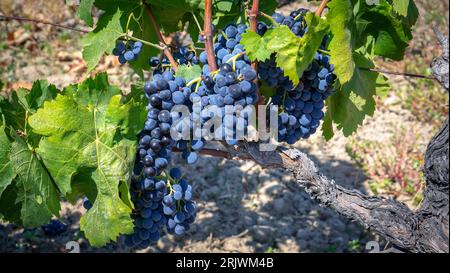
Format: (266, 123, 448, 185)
(0, 0, 448, 253)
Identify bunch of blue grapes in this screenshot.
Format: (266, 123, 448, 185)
(113, 41, 143, 64)
(258, 10, 336, 144)
(163, 168, 197, 236)
(150, 46, 199, 70)
(172, 23, 258, 161)
(125, 175, 168, 249)
(41, 220, 68, 236)
(197, 24, 216, 43)
(83, 197, 92, 210)
(124, 64, 201, 249)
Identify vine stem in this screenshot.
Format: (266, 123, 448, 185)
(124, 35, 165, 50)
(0, 15, 90, 33)
(249, 0, 264, 106)
(315, 0, 330, 17)
(144, 4, 179, 71)
(191, 12, 203, 33)
(204, 0, 218, 71)
(362, 68, 437, 80)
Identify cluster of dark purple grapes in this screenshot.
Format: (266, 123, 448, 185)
(41, 220, 67, 236)
(125, 176, 168, 248)
(113, 41, 143, 64)
(123, 57, 200, 248)
(257, 10, 336, 144)
(176, 24, 259, 148)
(118, 11, 336, 248)
(125, 167, 197, 248)
(149, 46, 199, 70)
(163, 168, 196, 236)
(83, 197, 92, 210)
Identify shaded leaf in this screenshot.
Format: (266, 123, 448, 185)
(0, 128, 14, 198)
(10, 136, 61, 227)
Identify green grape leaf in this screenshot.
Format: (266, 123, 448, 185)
(151, 6, 187, 35)
(0, 91, 26, 132)
(106, 91, 147, 140)
(0, 81, 58, 149)
(77, 0, 95, 27)
(65, 170, 98, 204)
(0, 128, 14, 198)
(322, 53, 379, 139)
(354, 0, 415, 60)
(10, 136, 61, 227)
(175, 65, 202, 82)
(0, 81, 61, 227)
(265, 13, 329, 86)
(147, 0, 202, 34)
(328, 0, 355, 84)
(93, 1, 160, 77)
(82, 9, 123, 73)
(240, 30, 273, 62)
(119, 181, 134, 209)
(16, 80, 58, 113)
(214, 0, 236, 13)
(0, 183, 22, 224)
(258, 0, 278, 16)
(391, 0, 410, 17)
(321, 100, 334, 141)
(151, 0, 238, 38)
(375, 73, 391, 98)
(28, 74, 141, 246)
(388, 0, 419, 28)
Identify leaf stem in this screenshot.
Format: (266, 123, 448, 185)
(258, 11, 279, 27)
(191, 12, 203, 33)
(144, 4, 179, 71)
(318, 49, 330, 55)
(122, 34, 165, 50)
